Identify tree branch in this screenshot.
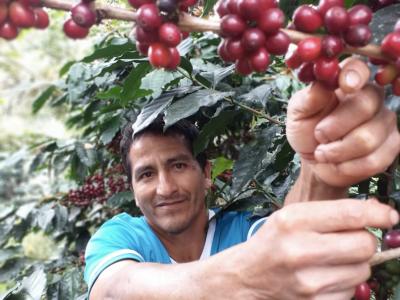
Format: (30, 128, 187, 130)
(370, 248, 400, 266)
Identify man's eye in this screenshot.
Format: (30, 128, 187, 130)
(175, 163, 185, 169)
(140, 172, 153, 179)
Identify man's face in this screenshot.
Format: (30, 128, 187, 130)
(129, 133, 211, 235)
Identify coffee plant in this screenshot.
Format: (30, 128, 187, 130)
(1, 0, 400, 299)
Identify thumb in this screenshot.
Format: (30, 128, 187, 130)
(338, 57, 371, 94)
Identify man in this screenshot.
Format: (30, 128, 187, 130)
(85, 58, 400, 299)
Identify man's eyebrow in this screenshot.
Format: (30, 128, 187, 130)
(166, 154, 193, 164)
(134, 165, 154, 178)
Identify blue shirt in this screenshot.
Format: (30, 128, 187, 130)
(84, 209, 266, 294)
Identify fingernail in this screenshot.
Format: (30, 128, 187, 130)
(314, 149, 327, 163)
(345, 70, 361, 88)
(390, 210, 399, 225)
(315, 129, 330, 144)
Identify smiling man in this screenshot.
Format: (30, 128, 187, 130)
(84, 58, 400, 300)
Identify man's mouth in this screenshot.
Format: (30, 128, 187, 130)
(156, 199, 186, 207)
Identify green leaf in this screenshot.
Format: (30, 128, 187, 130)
(20, 267, 47, 300)
(99, 116, 122, 145)
(141, 69, 181, 99)
(179, 57, 193, 75)
(211, 157, 234, 181)
(70, 153, 87, 181)
(177, 37, 194, 56)
(32, 85, 56, 114)
(96, 86, 122, 100)
(120, 62, 152, 105)
(202, 0, 219, 16)
(201, 65, 235, 88)
(75, 142, 97, 168)
(164, 89, 234, 128)
(82, 38, 136, 63)
(59, 61, 76, 77)
(239, 83, 274, 108)
(107, 191, 133, 208)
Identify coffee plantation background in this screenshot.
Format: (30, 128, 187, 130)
(1, 0, 400, 299)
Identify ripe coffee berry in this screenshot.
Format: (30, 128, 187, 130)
(324, 6, 349, 35)
(227, 0, 240, 15)
(166, 47, 180, 69)
(285, 50, 303, 69)
(238, 0, 260, 21)
(347, 4, 372, 26)
(235, 57, 253, 75)
(384, 229, 400, 248)
(375, 64, 398, 86)
(135, 26, 158, 44)
(317, 0, 344, 17)
(157, 0, 177, 13)
(265, 31, 290, 55)
(344, 24, 372, 47)
(71, 3, 96, 28)
(9, 1, 35, 28)
(354, 282, 371, 300)
(259, 0, 277, 10)
(293, 5, 322, 33)
(313, 57, 339, 82)
(249, 47, 270, 72)
(241, 28, 266, 52)
(297, 62, 316, 83)
(0, 21, 18, 40)
(381, 32, 400, 59)
(63, 18, 89, 39)
(137, 3, 162, 30)
(321, 35, 344, 58)
(0, 3, 7, 24)
(148, 42, 171, 68)
(258, 8, 285, 35)
(297, 37, 322, 62)
(159, 22, 181, 47)
(220, 14, 246, 38)
(218, 40, 233, 62)
(226, 38, 245, 60)
(33, 8, 49, 29)
(136, 41, 149, 55)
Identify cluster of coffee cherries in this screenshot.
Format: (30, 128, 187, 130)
(67, 164, 130, 207)
(0, 0, 49, 40)
(286, 0, 373, 88)
(216, 0, 290, 75)
(130, 0, 194, 69)
(63, 0, 96, 39)
(372, 20, 400, 95)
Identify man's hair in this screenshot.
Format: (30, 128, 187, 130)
(120, 117, 207, 184)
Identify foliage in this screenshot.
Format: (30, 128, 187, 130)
(1, 0, 400, 299)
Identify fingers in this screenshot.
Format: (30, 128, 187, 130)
(313, 288, 355, 300)
(314, 84, 384, 144)
(314, 108, 396, 163)
(338, 57, 371, 94)
(273, 199, 399, 233)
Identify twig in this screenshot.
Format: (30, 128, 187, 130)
(370, 248, 400, 266)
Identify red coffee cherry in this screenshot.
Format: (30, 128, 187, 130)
(354, 282, 371, 300)
(0, 3, 7, 24)
(9, 1, 35, 28)
(369, 56, 387, 65)
(235, 57, 253, 75)
(166, 47, 180, 69)
(157, 0, 178, 13)
(226, 38, 245, 60)
(216, 0, 229, 17)
(220, 14, 246, 38)
(63, 18, 89, 39)
(241, 28, 266, 52)
(313, 57, 340, 82)
(218, 39, 234, 62)
(137, 3, 162, 30)
(33, 8, 49, 29)
(317, 0, 344, 17)
(249, 47, 270, 72)
(0, 21, 18, 40)
(128, 0, 153, 9)
(375, 64, 398, 86)
(324, 6, 349, 35)
(393, 76, 400, 96)
(227, 0, 240, 15)
(297, 62, 316, 83)
(158, 22, 181, 47)
(384, 229, 400, 248)
(257, 8, 285, 35)
(320, 69, 339, 89)
(265, 30, 290, 55)
(285, 50, 303, 69)
(293, 5, 322, 33)
(136, 41, 149, 55)
(344, 24, 372, 47)
(135, 26, 158, 44)
(297, 37, 322, 62)
(381, 32, 400, 59)
(321, 35, 344, 58)
(259, 0, 277, 10)
(148, 42, 171, 68)
(347, 4, 372, 26)
(238, 0, 260, 21)
(71, 3, 96, 28)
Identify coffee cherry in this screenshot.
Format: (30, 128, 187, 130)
(297, 62, 316, 83)
(293, 5, 322, 33)
(249, 47, 270, 72)
(33, 8, 49, 29)
(226, 38, 245, 60)
(0, 21, 18, 40)
(135, 26, 158, 44)
(393, 76, 400, 96)
(395, 57, 400, 71)
(369, 56, 387, 65)
(347, 4, 372, 26)
(235, 57, 253, 75)
(375, 64, 398, 85)
(241, 28, 266, 52)
(313, 57, 339, 82)
(227, 0, 240, 15)
(148, 42, 171, 68)
(218, 39, 234, 62)
(71, 3, 96, 28)
(128, 0, 153, 9)
(297, 37, 322, 62)
(136, 41, 149, 55)
(324, 6, 349, 35)
(265, 30, 290, 55)
(9, 1, 35, 28)
(321, 69, 339, 89)
(384, 229, 400, 248)
(344, 24, 372, 47)
(180, 0, 196, 7)
(166, 47, 180, 69)
(157, 0, 177, 13)
(381, 32, 400, 59)
(137, 3, 162, 30)
(317, 0, 344, 17)
(259, 0, 277, 11)
(216, 0, 229, 17)
(63, 18, 89, 39)
(354, 283, 371, 300)
(257, 8, 285, 35)
(238, 0, 260, 21)
(0, 3, 7, 24)
(29, 0, 42, 6)
(158, 22, 181, 47)
(220, 14, 246, 38)
(321, 35, 344, 58)
(285, 50, 303, 69)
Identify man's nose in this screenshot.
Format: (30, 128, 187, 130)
(156, 171, 178, 197)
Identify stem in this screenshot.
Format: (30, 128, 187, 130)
(370, 248, 400, 266)
(41, 0, 390, 62)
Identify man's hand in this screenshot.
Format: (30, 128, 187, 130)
(286, 57, 400, 187)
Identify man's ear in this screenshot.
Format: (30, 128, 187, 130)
(203, 160, 212, 189)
